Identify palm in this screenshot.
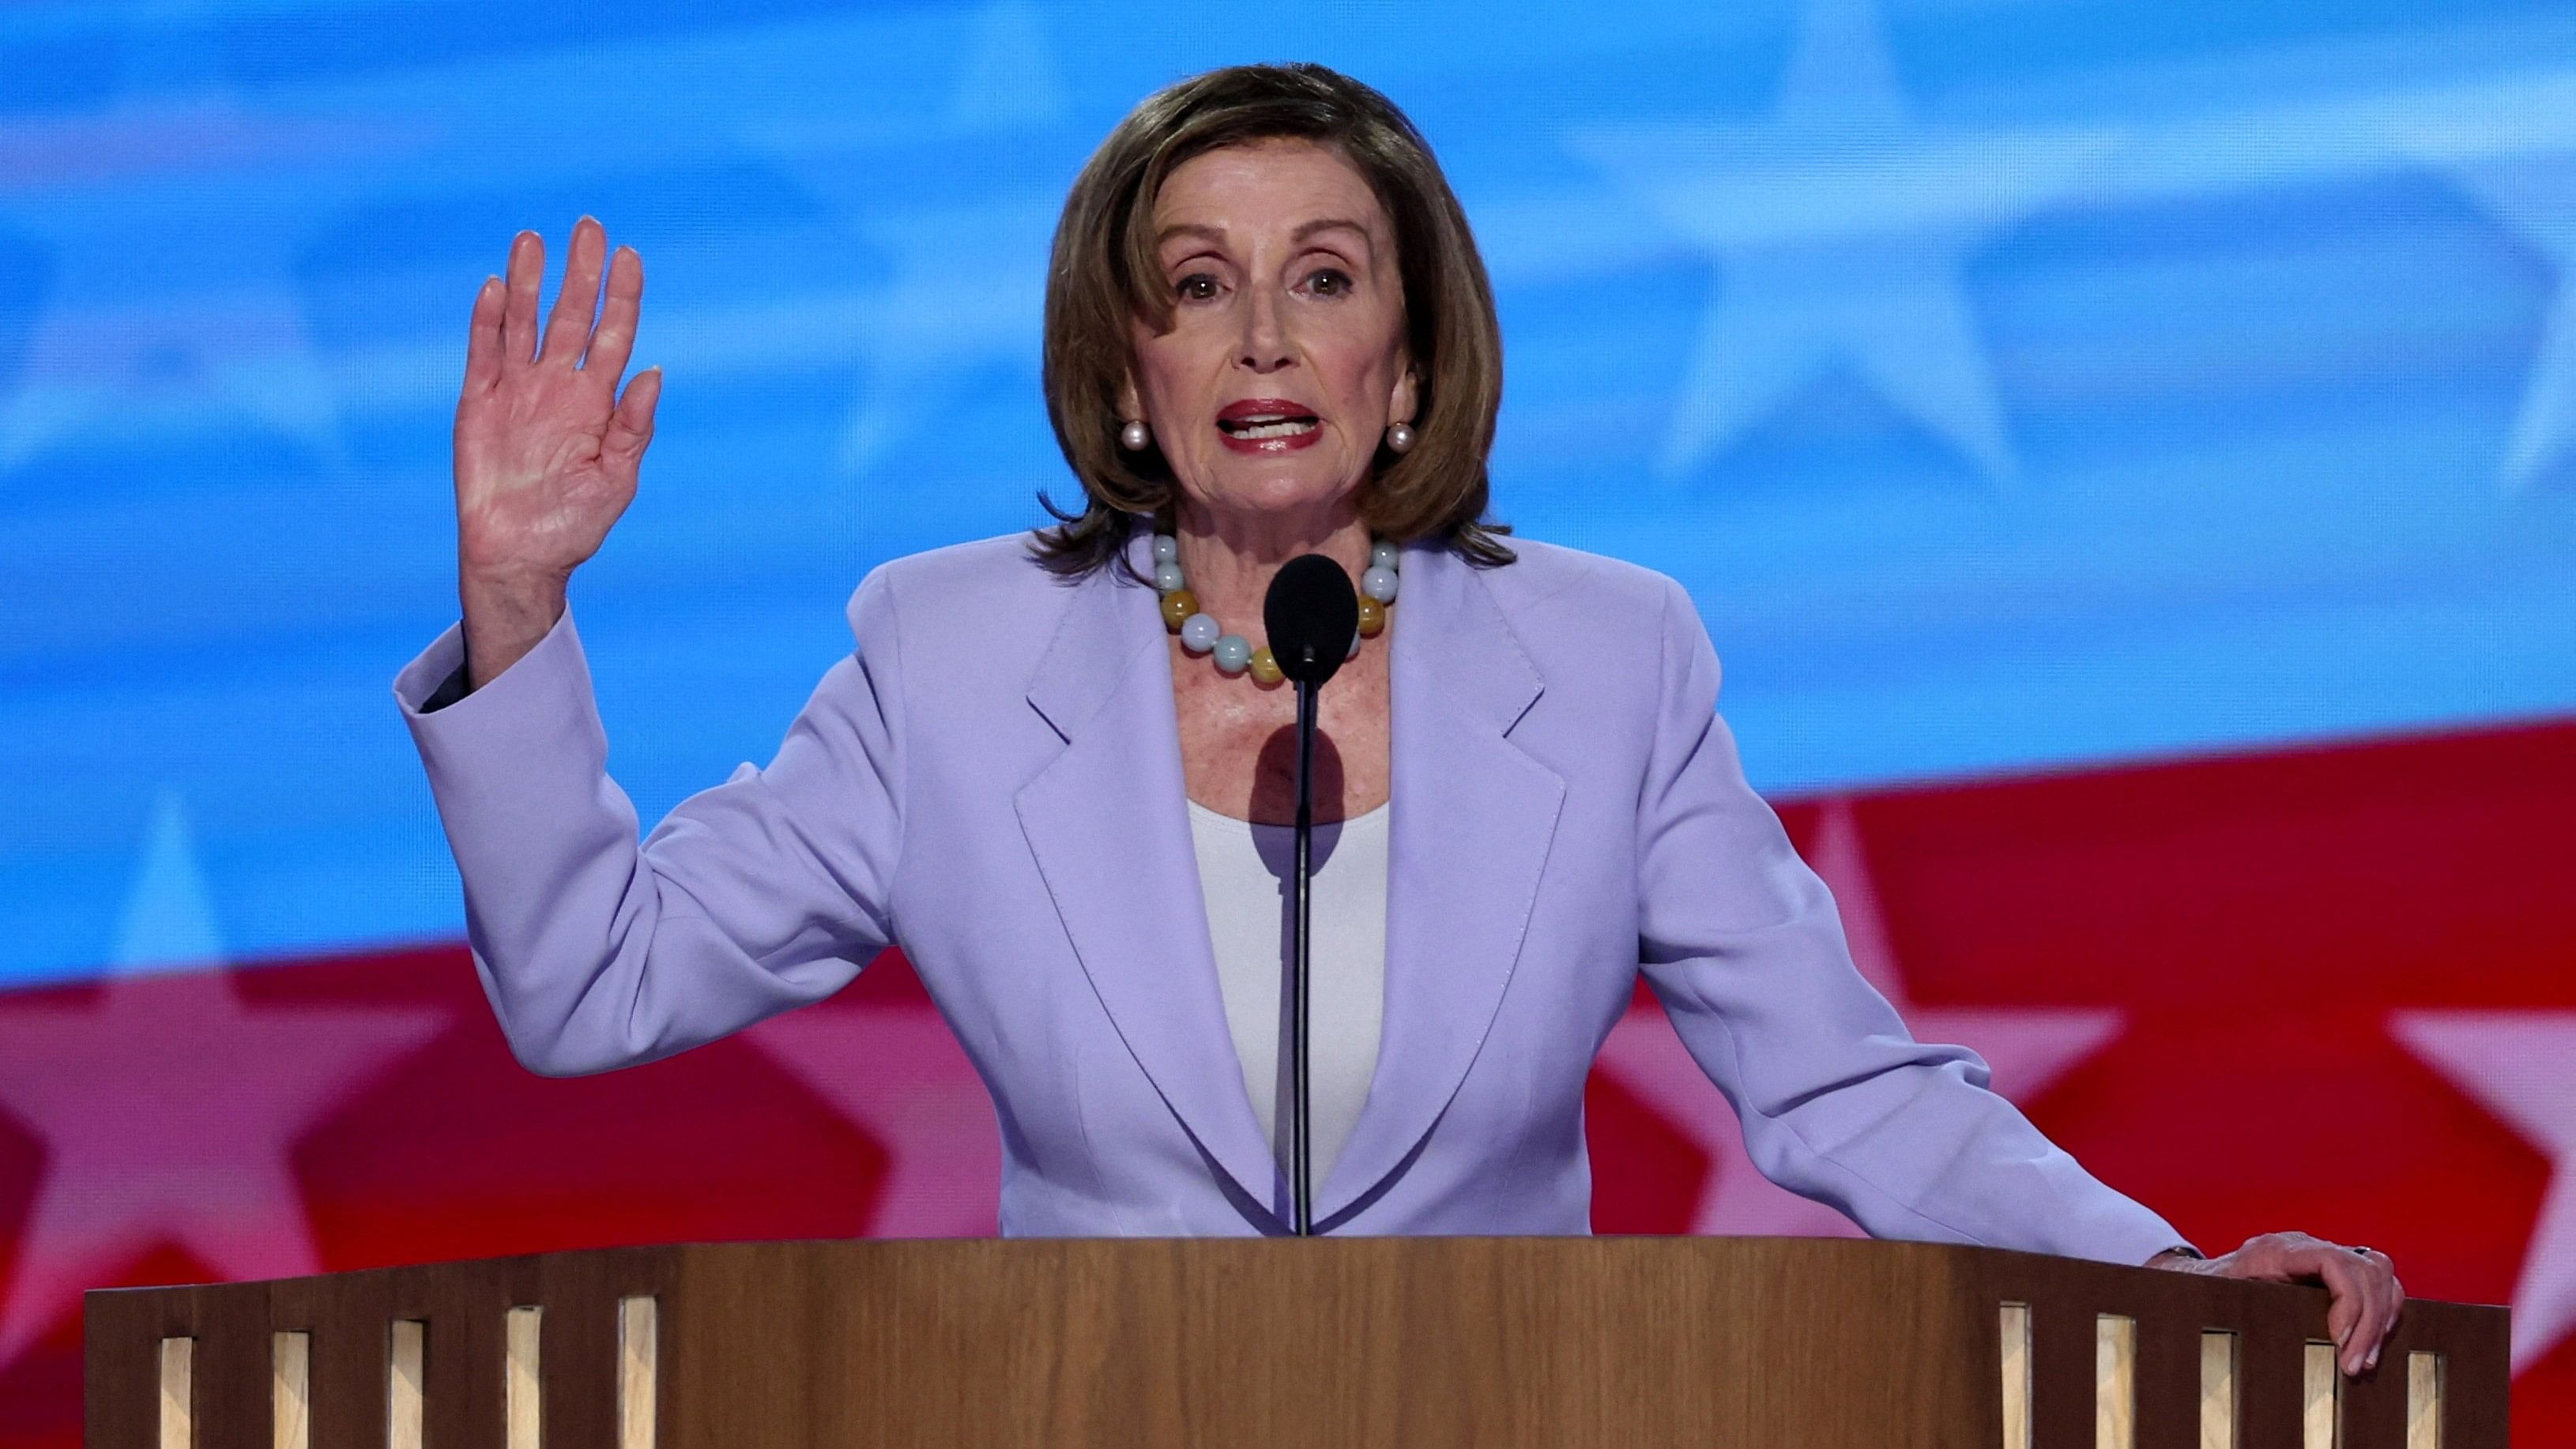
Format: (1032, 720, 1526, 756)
(452, 217, 661, 582)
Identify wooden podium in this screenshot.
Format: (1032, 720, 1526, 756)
(88, 1237, 2506, 1448)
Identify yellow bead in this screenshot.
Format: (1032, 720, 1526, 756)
(1160, 589, 1198, 632)
(1248, 646, 1284, 686)
(1356, 597, 1386, 638)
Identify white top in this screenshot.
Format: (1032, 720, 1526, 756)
(1185, 797, 1389, 1187)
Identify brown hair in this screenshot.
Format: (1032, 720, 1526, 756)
(1032, 62, 1512, 578)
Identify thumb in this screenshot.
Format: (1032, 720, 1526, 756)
(604, 366, 663, 472)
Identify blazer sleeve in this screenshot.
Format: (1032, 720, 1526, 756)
(1633, 576, 2190, 1265)
(391, 568, 907, 1076)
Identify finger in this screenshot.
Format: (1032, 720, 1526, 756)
(602, 366, 662, 476)
(2358, 1255, 2403, 1371)
(585, 244, 644, 381)
(461, 275, 505, 396)
(540, 216, 606, 367)
(2314, 1252, 2379, 1376)
(502, 230, 544, 368)
(2318, 1254, 2362, 1365)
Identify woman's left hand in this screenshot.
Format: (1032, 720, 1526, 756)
(2149, 1233, 2404, 1376)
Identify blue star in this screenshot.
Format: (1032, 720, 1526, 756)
(1567, 0, 2117, 483)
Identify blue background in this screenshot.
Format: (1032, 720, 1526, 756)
(6, 0, 2575, 984)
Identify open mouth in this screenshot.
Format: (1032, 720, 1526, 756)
(1216, 399, 1325, 453)
(1218, 412, 1320, 440)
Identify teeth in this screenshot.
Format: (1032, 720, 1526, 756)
(1229, 418, 1317, 439)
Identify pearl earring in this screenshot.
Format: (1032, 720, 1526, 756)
(1119, 419, 1151, 451)
(1386, 421, 1416, 454)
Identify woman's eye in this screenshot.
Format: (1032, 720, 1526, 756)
(1305, 268, 1352, 296)
(1175, 273, 1220, 301)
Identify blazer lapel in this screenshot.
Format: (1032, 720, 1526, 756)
(1318, 543, 1565, 1225)
(1013, 533, 1281, 1215)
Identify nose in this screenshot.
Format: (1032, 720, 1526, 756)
(1235, 286, 1294, 374)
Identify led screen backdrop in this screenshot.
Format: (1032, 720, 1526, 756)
(2, 0, 2574, 1441)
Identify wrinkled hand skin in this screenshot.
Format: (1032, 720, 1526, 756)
(2149, 1232, 2405, 1377)
(450, 216, 664, 689)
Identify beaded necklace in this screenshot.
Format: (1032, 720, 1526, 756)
(1151, 533, 1401, 683)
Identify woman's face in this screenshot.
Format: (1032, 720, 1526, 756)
(1124, 138, 1416, 531)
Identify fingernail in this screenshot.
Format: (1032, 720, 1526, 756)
(2367, 1349, 2380, 1371)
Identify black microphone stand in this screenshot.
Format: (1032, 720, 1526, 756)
(1289, 676, 1318, 1236)
(1263, 551, 1354, 1239)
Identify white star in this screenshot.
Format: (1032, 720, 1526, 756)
(745, 985, 999, 1237)
(2390, 1011, 2576, 1374)
(0, 792, 444, 1364)
(2442, 155, 2576, 491)
(1599, 797, 2122, 1236)
(1565, 0, 2117, 483)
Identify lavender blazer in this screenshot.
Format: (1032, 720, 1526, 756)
(395, 527, 2182, 1257)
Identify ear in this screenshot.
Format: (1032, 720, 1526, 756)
(1389, 364, 1419, 427)
(1117, 372, 1143, 423)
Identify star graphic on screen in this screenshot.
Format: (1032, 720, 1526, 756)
(0, 792, 445, 1364)
(1597, 797, 2122, 1236)
(2390, 1011, 2576, 1374)
(1565, 0, 2116, 483)
(748, 0, 1062, 476)
(814, 201, 1058, 478)
(747, 986, 1000, 1237)
(2443, 155, 2576, 491)
(0, 27, 366, 476)
(0, 194, 346, 473)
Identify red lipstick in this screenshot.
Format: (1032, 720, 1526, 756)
(1215, 397, 1323, 454)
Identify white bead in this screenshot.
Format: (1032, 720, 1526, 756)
(1361, 565, 1399, 604)
(1120, 419, 1151, 450)
(1151, 533, 1179, 563)
(1369, 540, 1399, 571)
(1213, 634, 1252, 673)
(1347, 630, 1362, 659)
(1180, 613, 1221, 653)
(1153, 559, 1185, 593)
(1385, 421, 1415, 454)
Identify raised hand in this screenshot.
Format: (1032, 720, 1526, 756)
(451, 216, 662, 688)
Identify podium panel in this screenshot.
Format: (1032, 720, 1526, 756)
(87, 1237, 2507, 1448)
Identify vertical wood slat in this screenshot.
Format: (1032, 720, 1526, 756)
(156, 1337, 193, 1449)
(2200, 1331, 2237, 1449)
(387, 1320, 426, 1449)
(2306, 1342, 2342, 1449)
(269, 1332, 309, 1449)
(2407, 1353, 2442, 1449)
(506, 1305, 544, 1449)
(2096, 1315, 2137, 1449)
(620, 1296, 659, 1449)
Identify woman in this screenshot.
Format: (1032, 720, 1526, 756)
(398, 63, 2404, 1375)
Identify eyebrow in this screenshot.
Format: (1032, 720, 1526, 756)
(1153, 218, 1377, 250)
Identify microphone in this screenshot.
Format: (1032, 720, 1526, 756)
(1263, 553, 1360, 688)
(1261, 554, 1359, 1236)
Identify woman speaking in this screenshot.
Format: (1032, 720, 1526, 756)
(396, 63, 2404, 1376)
